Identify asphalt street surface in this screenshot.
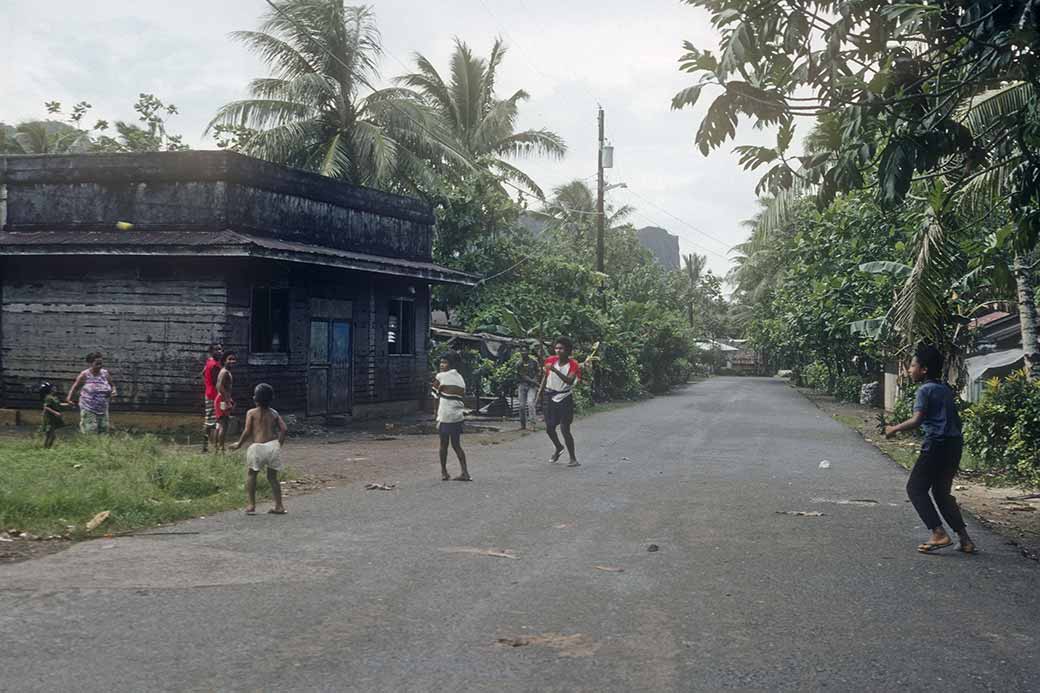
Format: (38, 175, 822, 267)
(2, 377, 1038, 692)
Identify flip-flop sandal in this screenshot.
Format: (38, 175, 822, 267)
(452, 475, 472, 482)
(267, 509, 288, 515)
(245, 509, 257, 516)
(957, 544, 978, 554)
(918, 541, 955, 553)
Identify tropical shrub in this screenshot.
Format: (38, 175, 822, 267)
(802, 362, 829, 391)
(963, 370, 1040, 485)
(833, 375, 863, 404)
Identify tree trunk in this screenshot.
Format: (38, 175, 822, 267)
(1013, 252, 1040, 380)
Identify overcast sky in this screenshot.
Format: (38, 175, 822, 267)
(2, 0, 775, 277)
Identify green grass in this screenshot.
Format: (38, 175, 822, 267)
(0, 434, 273, 536)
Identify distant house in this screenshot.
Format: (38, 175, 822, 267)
(962, 311, 1031, 402)
(636, 226, 680, 270)
(0, 151, 475, 424)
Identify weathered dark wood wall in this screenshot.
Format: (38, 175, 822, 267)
(0, 257, 431, 415)
(2, 152, 435, 260)
(0, 257, 228, 411)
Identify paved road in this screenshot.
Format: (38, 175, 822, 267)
(2, 378, 1038, 692)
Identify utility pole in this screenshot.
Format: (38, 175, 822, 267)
(596, 106, 605, 275)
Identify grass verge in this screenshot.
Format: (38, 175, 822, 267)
(0, 434, 273, 537)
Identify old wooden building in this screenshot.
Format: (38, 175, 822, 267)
(0, 151, 475, 424)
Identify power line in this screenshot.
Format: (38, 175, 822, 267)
(622, 207, 730, 263)
(619, 187, 734, 251)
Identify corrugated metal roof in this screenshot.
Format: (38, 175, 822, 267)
(0, 229, 477, 285)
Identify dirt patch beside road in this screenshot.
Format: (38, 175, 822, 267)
(797, 386, 1040, 561)
(275, 426, 534, 497)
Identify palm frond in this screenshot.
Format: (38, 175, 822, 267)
(893, 210, 958, 345)
(229, 30, 317, 79)
(206, 99, 314, 133)
(492, 129, 566, 160)
(490, 159, 545, 199)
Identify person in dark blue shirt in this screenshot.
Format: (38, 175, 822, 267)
(885, 343, 977, 554)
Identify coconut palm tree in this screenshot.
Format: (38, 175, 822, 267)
(397, 38, 566, 198)
(207, 1, 451, 189)
(683, 252, 707, 327)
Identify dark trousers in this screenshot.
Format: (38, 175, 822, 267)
(906, 437, 966, 532)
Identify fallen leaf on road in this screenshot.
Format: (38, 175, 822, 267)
(647, 544, 660, 552)
(365, 482, 397, 491)
(818, 460, 831, 469)
(85, 511, 111, 531)
(593, 565, 624, 572)
(776, 511, 825, 517)
(554, 523, 571, 529)
(440, 547, 518, 560)
(496, 633, 598, 657)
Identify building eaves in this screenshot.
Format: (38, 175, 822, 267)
(0, 229, 477, 286)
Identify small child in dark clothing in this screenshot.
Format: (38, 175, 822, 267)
(885, 344, 977, 554)
(39, 382, 71, 449)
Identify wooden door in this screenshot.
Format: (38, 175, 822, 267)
(307, 318, 353, 416)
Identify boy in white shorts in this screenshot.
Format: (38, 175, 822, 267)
(230, 383, 288, 515)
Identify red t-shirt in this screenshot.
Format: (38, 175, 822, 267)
(203, 358, 221, 400)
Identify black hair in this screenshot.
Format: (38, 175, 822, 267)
(554, 337, 573, 353)
(38, 382, 54, 399)
(208, 343, 223, 356)
(85, 352, 102, 364)
(221, 351, 237, 365)
(254, 382, 274, 407)
(914, 342, 943, 379)
(439, 350, 461, 370)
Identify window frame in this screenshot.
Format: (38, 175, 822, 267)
(387, 297, 415, 356)
(249, 286, 291, 357)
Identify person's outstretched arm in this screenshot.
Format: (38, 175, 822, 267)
(229, 410, 255, 451)
(277, 413, 288, 445)
(66, 373, 85, 404)
(885, 411, 923, 438)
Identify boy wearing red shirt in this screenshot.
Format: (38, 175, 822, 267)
(537, 337, 581, 467)
(201, 343, 223, 453)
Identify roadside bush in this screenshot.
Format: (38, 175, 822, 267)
(833, 375, 863, 403)
(963, 370, 1040, 485)
(803, 362, 830, 391)
(892, 382, 920, 425)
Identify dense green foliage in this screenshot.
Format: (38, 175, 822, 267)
(963, 371, 1040, 485)
(0, 435, 274, 536)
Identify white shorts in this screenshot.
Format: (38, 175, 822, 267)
(246, 440, 283, 472)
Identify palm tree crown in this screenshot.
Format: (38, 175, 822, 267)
(398, 38, 566, 198)
(208, 0, 446, 188)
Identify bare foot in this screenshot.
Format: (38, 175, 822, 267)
(958, 538, 977, 554)
(245, 507, 256, 515)
(268, 508, 287, 515)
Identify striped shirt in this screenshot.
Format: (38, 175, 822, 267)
(432, 369, 466, 423)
